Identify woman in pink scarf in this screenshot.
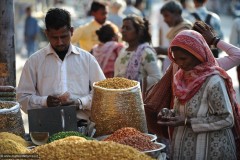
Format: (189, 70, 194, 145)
(92, 24, 123, 78)
(158, 30, 238, 159)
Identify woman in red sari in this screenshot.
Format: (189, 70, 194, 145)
(158, 30, 238, 159)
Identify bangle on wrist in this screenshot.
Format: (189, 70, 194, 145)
(77, 98, 83, 110)
(213, 37, 220, 47)
(184, 117, 188, 126)
(210, 37, 216, 45)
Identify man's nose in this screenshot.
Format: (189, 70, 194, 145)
(57, 38, 63, 45)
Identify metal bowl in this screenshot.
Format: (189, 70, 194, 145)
(143, 142, 166, 159)
(145, 133, 157, 142)
(30, 132, 49, 146)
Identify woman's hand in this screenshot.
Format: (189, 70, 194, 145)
(157, 115, 185, 127)
(192, 21, 217, 46)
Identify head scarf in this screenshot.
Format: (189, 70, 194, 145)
(168, 30, 236, 105)
(92, 41, 123, 73)
(168, 30, 240, 158)
(125, 43, 153, 81)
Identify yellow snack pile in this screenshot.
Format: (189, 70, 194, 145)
(95, 77, 138, 89)
(30, 139, 154, 160)
(0, 132, 29, 147)
(0, 139, 29, 154)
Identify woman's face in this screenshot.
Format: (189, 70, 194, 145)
(121, 19, 138, 43)
(172, 49, 202, 71)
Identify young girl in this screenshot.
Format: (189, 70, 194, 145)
(92, 24, 123, 78)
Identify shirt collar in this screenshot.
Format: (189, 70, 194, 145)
(45, 43, 80, 56)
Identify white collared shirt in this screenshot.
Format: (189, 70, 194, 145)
(17, 43, 105, 120)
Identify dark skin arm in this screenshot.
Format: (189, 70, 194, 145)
(192, 21, 216, 45)
(46, 95, 79, 108)
(47, 95, 61, 107)
(157, 115, 190, 127)
(154, 46, 168, 55)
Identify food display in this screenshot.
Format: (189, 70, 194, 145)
(102, 127, 160, 152)
(30, 137, 154, 160)
(0, 132, 29, 154)
(48, 131, 93, 143)
(0, 132, 29, 147)
(94, 77, 138, 89)
(0, 101, 25, 137)
(0, 139, 29, 154)
(117, 135, 159, 152)
(0, 86, 16, 101)
(92, 77, 148, 136)
(103, 127, 151, 142)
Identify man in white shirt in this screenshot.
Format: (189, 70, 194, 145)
(17, 8, 105, 122)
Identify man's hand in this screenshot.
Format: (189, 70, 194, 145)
(47, 95, 61, 107)
(58, 92, 78, 106)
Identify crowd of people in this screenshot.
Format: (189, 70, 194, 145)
(17, 0, 240, 159)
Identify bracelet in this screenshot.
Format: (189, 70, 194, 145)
(212, 37, 220, 47)
(77, 98, 83, 110)
(184, 117, 188, 126)
(210, 37, 216, 45)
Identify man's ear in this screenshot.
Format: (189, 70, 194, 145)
(70, 27, 74, 36)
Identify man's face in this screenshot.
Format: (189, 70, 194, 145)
(161, 11, 178, 27)
(92, 8, 107, 25)
(45, 26, 73, 53)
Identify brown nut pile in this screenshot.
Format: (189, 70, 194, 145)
(118, 135, 159, 152)
(103, 127, 159, 151)
(95, 77, 138, 89)
(104, 127, 151, 142)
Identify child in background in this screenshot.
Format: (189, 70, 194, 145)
(92, 24, 124, 78)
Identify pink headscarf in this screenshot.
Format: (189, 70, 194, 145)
(168, 30, 240, 158)
(168, 30, 236, 105)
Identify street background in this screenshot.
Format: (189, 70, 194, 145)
(14, 0, 240, 132)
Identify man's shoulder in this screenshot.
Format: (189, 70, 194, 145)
(28, 47, 48, 60)
(72, 45, 93, 57)
(78, 20, 95, 29)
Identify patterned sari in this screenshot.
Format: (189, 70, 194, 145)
(168, 30, 240, 159)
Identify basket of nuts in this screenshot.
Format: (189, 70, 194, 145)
(91, 77, 148, 136)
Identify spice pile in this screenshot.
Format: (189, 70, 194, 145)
(30, 136, 153, 160)
(0, 132, 29, 154)
(95, 77, 138, 89)
(104, 127, 151, 142)
(103, 127, 159, 151)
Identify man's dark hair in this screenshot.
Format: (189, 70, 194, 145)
(45, 8, 71, 30)
(194, 0, 207, 4)
(90, 1, 106, 12)
(160, 0, 182, 15)
(96, 24, 115, 43)
(126, 0, 136, 6)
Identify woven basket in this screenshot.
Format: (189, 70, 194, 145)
(0, 101, 25, 137)
(91, 82, 148, 137)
